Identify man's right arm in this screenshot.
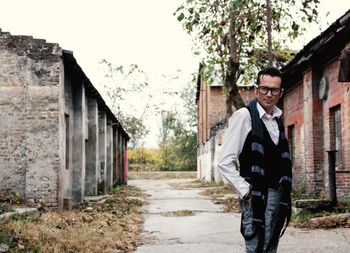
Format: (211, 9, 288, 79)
(217, 108, 251, 199)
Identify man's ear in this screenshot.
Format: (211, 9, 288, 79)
(254, 85, 259, 95)
(279, 88, 284, 98)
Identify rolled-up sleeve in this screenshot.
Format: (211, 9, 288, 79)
(217, 108, 251, 199)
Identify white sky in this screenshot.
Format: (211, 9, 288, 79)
(1, 0, 349, 148)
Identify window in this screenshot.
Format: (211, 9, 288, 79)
(334, 108, 342, 163)
(330, 106, 342, 164)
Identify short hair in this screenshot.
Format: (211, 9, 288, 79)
(256, 67, 283, 88)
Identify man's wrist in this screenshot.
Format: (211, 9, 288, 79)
(243, 190, 251, 200)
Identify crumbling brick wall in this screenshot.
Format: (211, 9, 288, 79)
(0, 30, 62, 206)
(196, 74, 255, 182)
(283, 60, 350, 199)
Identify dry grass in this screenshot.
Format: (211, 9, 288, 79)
(213, 197, 241, 213)
(290, 201, 350, 229)
(170, 180, 241, 213)
(291, 212, 350, 229)
(170, 180, 224, 190)
(165, 210, 195, 217)
(0, 185, 146, 252)
(198, 184, 241, 212)
(199, 185, 234, 197)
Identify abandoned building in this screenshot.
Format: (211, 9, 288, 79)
(196, 9, 350, 200)
(0, 29, 130, 210)
(196, 66, 254, 182)
(282, 9, 350, 199)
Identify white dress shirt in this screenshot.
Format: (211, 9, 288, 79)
(217, 102, 282, 199)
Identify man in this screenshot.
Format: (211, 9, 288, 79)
(217, 67, 292, 253)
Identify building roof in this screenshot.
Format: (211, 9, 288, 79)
(63, 50, 130, 141)
(282, 9, 350, 90)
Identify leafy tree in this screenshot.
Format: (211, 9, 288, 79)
(128, 147, 159, 171)
(158, 110, 177, 170)
(175, 0, 320, 116)
(171, 79, 197, 171)
(180, 77, 197, 129)
(157, 80, 197, 171)
(99, 59, 152, 148)
(170, 118, 197, 171)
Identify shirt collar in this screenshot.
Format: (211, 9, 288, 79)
(256, 102, 282, 119)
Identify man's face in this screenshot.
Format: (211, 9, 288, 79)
(254, 74, 283, 114)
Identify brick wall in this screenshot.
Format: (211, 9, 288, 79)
(196, 74, 255, 182)
(283, 83, 305, 190)
(0, 30, 62, 206)
(322, 61, 350, 199)
(283, 59, 350, 199)
(197, 74, 254, 147)
(208, 86, 226, 130)
(342, 77, 350, 198)
(0, 30, 130, 208)
(62, 76, 74, 200)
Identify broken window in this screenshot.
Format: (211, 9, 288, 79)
(330, 106, 342, 166)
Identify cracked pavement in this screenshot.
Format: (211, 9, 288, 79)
(131, 178, 350, 253)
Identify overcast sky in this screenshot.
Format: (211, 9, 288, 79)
(0, 0, 198, 85)
(1, 0, 350, 147)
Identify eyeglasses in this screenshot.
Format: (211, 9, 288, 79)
(257, 86, 282, 96)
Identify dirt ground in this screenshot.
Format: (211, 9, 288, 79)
(0, 185, 147, 252)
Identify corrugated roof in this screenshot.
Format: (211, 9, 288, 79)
(282, 9, 350, 89)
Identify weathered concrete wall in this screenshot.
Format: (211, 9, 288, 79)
(0, 31, 62, 206)
(120, 133, 126, 184)
(72, 82, 86, 202)
(106, 121, 113, 189)
(197, 126, 227, 184)
(62, 69, 74, 206)
(197, 137, 215, 182)
(85, 98, 98, 196)
(98, 110, 107, 193)
(0, 30, 129, 207)
(112, 126, 118, 185)
(213, 127, 226, 183)
(112, 128, 125, 185)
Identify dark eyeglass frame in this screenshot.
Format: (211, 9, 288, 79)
(257, 86, 282, 96)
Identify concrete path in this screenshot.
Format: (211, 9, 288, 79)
(130, 179, 350, 253)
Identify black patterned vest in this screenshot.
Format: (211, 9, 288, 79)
(239, 121, 283, 188)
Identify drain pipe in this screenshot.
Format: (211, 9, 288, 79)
(327, 150, 337, 205)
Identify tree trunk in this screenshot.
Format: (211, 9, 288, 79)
(225, 16, 246, 118)
(225, 57, 246, 118)
(267, 0, 273, 66)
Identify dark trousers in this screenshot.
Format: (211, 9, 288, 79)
(239, 188, 282, 253)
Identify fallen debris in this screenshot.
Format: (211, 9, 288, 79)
(0, 185, 147, 252)
(292, 212, 350, 229)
